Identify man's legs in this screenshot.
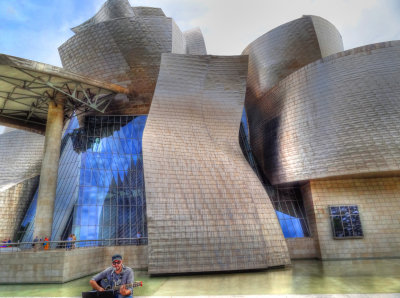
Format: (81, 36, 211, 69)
(116, 294, 133, 298)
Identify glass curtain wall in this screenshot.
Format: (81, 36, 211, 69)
(17, 115, 147, 245)
(74, 115, 147, 244)
(239, 109, 310, 238)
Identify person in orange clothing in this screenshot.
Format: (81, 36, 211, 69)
(43, 236, 49, 250)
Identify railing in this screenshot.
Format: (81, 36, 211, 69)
(0, 237, 148, 252)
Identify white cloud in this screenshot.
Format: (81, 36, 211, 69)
(131, 0, 399, 55)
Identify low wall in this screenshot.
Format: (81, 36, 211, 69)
(0, 245, 148, 284)
(286, 237, 319, 259)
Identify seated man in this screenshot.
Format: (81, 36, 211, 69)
(89, 254, 134, 298)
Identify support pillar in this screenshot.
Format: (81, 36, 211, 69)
(33, 96, 64, 239)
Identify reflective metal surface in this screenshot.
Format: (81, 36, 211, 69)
(59, 0, 207, 115)
(184, 27, 208, 55)
(239, 109, 310, 238)
(0, 129, 44, 191)
(0, 176, 39, 241)
(243, 16, 344, 185)
(243, 15, 343, 97)
(251, 41, 400, 184)
(143, 54, 290, 274)
(0, 128, 44, 240)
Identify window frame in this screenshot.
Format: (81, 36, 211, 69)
(328, 205, 364, 240)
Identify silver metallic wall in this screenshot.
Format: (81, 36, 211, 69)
(0, 129, 43, 240)
(0, 129, 44, 191)
(143, 53, 290, 274)
(0, 176, 39, 240)
(59, 0, 206, 115)
(183, 28, 208, 55)
(254, 41, 400, 185)
(243, 15, 343, 97)
(243, 15, 344, 185)
(71, 0, 135, 33)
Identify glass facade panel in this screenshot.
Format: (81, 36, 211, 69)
(239, 108, 310, 238)
(17, 115, 147, 245)
(329, 205, 364, 239)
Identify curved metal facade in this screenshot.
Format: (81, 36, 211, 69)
(0, 129, 44, 191)
(183, 28, 207, 55)
(243, 15, 343, 98)
(253, 41, 400, 185)
(0, 129, 43, 240)
(71, 0, 134, 33)
(59, 0, 206, 115)
(243, 15, 345, 185)
(0, 176, 39, 240)
(143, 54, 290, 274)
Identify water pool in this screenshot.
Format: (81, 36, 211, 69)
(1, 259, 399, 296)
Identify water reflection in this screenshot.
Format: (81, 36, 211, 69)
(0, 259, 399, 296)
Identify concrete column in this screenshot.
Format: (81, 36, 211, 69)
(34, 96, 64, 239)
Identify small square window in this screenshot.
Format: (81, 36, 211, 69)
(329, 205, 364, 239)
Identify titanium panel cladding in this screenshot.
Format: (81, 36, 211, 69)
(0, 129, 44, 192)
(143, 54, 290, 274)
(258, 42, 400, 184)
(184, 28, 207, 55)
(243, 15, 345, 185)
(71, 0, 135, 33)
(59, 0, 207, 115)
(243, 15, 343, 98)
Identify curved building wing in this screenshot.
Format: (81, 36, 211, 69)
(143, 54, 290, 274)
(59, 0, 207, 115)
(243, 15, 344, 186)
(0, 129, 43, 240)
(243, 15, 343, 98)
(133, 6, 166, 17)
(251, 41, 400, 185)
(71, 0, 134, 33)
(59, 16, 175, 107)
(184, 28, 207, 55)
(0, 130, 44, 192)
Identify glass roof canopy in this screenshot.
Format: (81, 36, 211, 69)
(0, 54, 129, 134)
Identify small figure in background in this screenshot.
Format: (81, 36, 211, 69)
(136, 232, 141, 245)
(66, 234, 73, 250)
(43, 236, 49, 250)
(33, 235, 39, 251)
(72, 234, 77, 249)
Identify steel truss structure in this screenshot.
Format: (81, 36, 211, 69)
(0, 54, 128, 132)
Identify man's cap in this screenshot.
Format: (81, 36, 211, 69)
(112, 254, 122, 261)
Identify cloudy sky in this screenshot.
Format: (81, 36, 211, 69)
(1, 0, 400, 66)
(0, 0, 399, 133)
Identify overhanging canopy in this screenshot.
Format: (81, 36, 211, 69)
(0, 54, 129, 133)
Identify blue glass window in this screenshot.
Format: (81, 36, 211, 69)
(239, 108, 310, 238)
(17, 115, 147, 245)
(72, 115, 147, 243)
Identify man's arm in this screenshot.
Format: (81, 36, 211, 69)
(89, 268, 109, 292)
(120, 267, 134, 296)
(89, 279, 105, 292)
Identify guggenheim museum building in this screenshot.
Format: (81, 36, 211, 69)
(0, 0, 399, 282)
